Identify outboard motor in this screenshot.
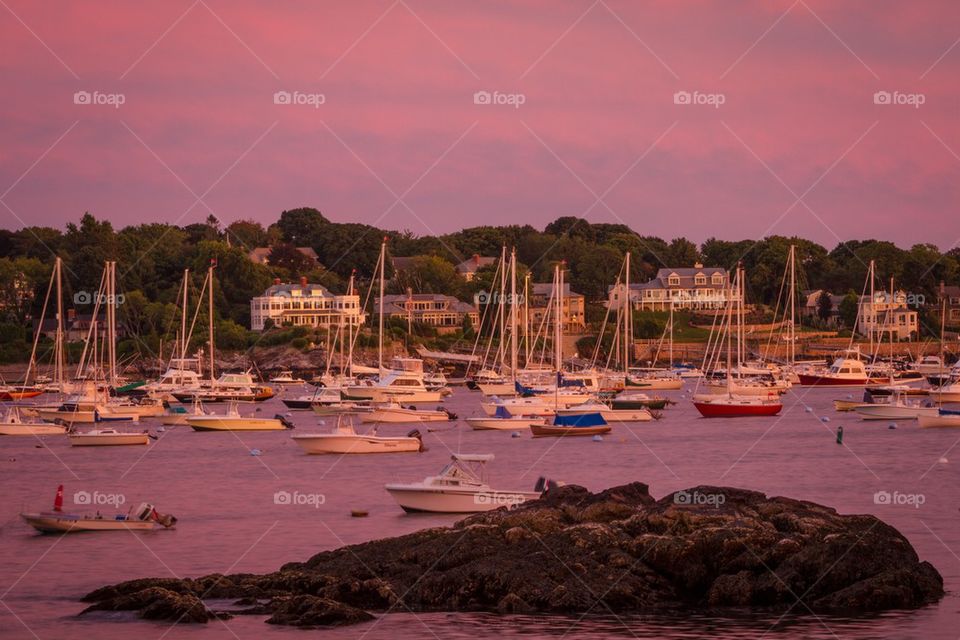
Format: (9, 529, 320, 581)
(534, 476, 546, 492)
(406, 429, 425, 452)
(275, 414, 295, 429)
(441, 407, 458, 420)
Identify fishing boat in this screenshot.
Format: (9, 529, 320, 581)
(530, 412, 611, 437)
(283, 388, 340, 410)
(21, 485, 176, 533)
(68, 428, 150, 446)
(465, 405, 546, 430)
(270, 370, 305, 384)
(918, 408, 960, 429)
(0, 406, 66, 436)
(557, 401, 653, 422)
(360, 402, 455, 424)
(187, 403, 295, 431)
(292, 415, 423, 454)
(796, 353, 870, 387)
(385, 454, 544, 513)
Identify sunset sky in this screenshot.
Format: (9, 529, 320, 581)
(2, 0, 958, 248)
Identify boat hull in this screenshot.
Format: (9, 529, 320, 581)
(855, 406, 940, 421)
(693, 397, 782, 417)
(69, 433, 150, 446)
(797, 374, 869, 387)
(0, 423, 67, 436)
(626, 378, 683, 390)
(21, 513, 155, 533)
(187, 417, 287, 431)
(343, 387, 442, 403)
(361, 409, 451, 423)
(292, 434, 420, 454)
(529, 424, 611, 437)
(385, 485, 540, 513)
(918, 414, 960, 428)
(465, 417, 545, 430)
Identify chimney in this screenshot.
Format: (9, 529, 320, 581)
(474, 253, 480, 266)
(694, 262, 703, 269)
(300, 276, 308, 288)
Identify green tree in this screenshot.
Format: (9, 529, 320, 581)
(816, 290, 833, 322)
(838, 291, 860, 329)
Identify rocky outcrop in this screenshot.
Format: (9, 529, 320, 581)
(81, 483, 944, 627)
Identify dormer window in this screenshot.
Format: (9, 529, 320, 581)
(694, 273, 706, 285)
(668, 274, 680, 286)
(711, 273, 724, 285)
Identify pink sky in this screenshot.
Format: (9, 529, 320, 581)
(1, 0, 958, 249)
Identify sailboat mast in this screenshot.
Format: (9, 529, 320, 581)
(181, 269, 189, 361)
(108, 261, 117, 387)
(523, 274, 530, 366)
(623, 252, 630, 373)
(868, 260, 875, 354)
(208, 260, 215, 383)
(378, 239, 386, 373)
(788, 245, 796, 365)
(55, 257, 64, 393)
(556, 263, 564, 372)
(348, 270, 356, 378)
(509, 248, 518, 383)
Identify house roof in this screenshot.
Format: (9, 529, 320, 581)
(455, 255, 497, 274)
(260, 282, 333, 298)
(374, 293, 477, 315)
(633, 267, 727, 290)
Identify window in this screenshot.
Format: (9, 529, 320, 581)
(668, 274, 680, 286)
(694, 274, 706, 285)
(712, 273, 723, 285)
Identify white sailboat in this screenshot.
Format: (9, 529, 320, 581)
(68, 428, 150, 446)
(0, 406, 66, 436)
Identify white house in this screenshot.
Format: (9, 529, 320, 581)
(250, 278, 364, 331)
(607, 264, 733, 311)
(857, 290, 919, 341)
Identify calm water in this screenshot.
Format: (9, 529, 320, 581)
(1, 386, 958, 639)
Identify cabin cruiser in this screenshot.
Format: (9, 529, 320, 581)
(344, 358, 443, 403)
(385, 454, 545, 513)
(854, 389, 939, 421)
(139, 357, 204, 398)
(269, 370, 305, 384)
(797, 352, 870, 387)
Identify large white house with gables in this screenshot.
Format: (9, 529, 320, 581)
(607, 264, 734, 311)
(250, 278, 364, 331)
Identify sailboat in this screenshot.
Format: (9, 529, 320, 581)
(693, 267, 783, 418)
(0, 405, 66, 436)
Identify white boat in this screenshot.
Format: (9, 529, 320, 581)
(854, 390, 939, 421)
(0, 406, 66, 436)
(292, 415, 423, 454)
(310, 399, 372, 416)
(918, 408, 960, 428)
(21, 486, 176, 533)
(270, 370, 305, 384)
(385, 454, 544, 513)
(931, 381, 960, 403)
(465, 406, 546, 430)
(187, 403, 294, 431)
(557, 401, 654, 423)
(914, 355, 947, 376)
(361, 402, 455, 424)
(344, 359, 444, 403)
(160, 398, 210, 426)
(68, 428, 150, 446)
(625, 369, 683, 390)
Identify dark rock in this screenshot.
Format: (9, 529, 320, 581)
(81, 587, 215, 623)
(265, 595, 374, 627)
(81, 481, 944, 627)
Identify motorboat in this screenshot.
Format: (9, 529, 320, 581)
(854, 389, 939, 421)
(385, 454, 544, 513)
(465, 405, 547, 430)
(310, 398, 372, 416)
(919, 408, 960, 428)
(692, 393, 782, 417)
(292, 415, 423, 454)
(21, 485, 176, 533)
(913, 355, 947, 376)
(344, 358, 444, 403)
(68, 428, 150, 446)
(173, 372, 274, 403)
(930, 380, 960, 403)
(187, 403, 295, 431)
(797, 353, 870, 387)
(0, 406, 66, 436)
(270, 370, 305, 385)
(625, 369, 683, 390)
(557, 401, 653, 423)
(530, 412, 612, 437)
(360, 403, 455, 424)
(160, 398, 211, 426)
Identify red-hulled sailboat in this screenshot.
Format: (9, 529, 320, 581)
(692, 265, 783, 418)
